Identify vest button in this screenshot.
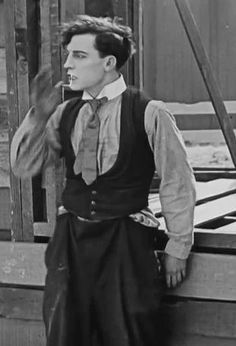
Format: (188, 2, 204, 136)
(91, 210, 96, 216)
(91, 200, 96, 206)
(91, 190, 97, 195)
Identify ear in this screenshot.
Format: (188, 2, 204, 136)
(104, 55, 117, 71)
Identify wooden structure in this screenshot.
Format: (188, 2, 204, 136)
(144, 0, 236, 103)
(1, 0, 236, 345)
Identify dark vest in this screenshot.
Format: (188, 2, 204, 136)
(59, 87, 155, 220)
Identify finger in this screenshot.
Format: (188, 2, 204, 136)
(170, 274, 178, 288)
(166, 274, 171, 288)
(176, 271, 182, 284)
(55, 81, 63, 89)
(181, 267, 186, 280)
(33, 68, 52, 93)
(34, 69, 52, 88)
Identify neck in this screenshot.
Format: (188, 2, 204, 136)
(85, 71, 120, 98)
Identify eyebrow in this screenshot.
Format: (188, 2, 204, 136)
(66, 49, 88, 55)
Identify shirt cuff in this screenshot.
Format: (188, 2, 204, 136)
(164, 238, 193, 259)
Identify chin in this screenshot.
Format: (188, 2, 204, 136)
(69, 83, 83, 91)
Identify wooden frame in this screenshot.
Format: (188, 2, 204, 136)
(174, 0, 236, 166)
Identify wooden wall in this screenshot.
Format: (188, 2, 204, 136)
(0, 1, 4, 47)
(143, 0, 236, 102)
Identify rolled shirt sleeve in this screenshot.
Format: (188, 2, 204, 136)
(145, 100, 196, 259)
(10, 102, 68, 178)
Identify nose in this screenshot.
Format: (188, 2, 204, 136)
(64, 52, 74, 69)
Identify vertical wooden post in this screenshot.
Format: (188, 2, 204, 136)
(5, 0, 35, 241)
(174, 0, 236, 167)
(38, 0, 61, 237)
(112, 0, 131, 83)
(130, 0, 143, 89)
(5, 0, 23, 241)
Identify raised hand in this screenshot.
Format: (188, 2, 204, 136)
(31, 66, 63, 123)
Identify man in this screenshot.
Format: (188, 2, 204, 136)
(11, 15, 196, 346)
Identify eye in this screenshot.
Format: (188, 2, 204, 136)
(72, 52, 86, 59)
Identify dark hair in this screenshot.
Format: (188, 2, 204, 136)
(61, 15, 136, 69)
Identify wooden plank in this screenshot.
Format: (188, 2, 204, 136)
(214, 220, 236, 233)
(175, 112, 236, 130)
(158, 193, 236, 230)
(165, 335, 236, 346)
(0, 242, 46, 287)
(42, 0, 61, 224)
(194, 193, 236, 226)
(0, 318, 45, 346)
(161, 300, 236, 338)
(39, 0, 59, 236)
(34, 222, 53, 238)
(0, 187, 10, 230)
(0, 242, 236, 300)
(0, 287, 43, 320)
(168, 101, 236, 130)
(164, 189, 236, 226)
(4, 0, 23, 240)
(193, 228, 236, 249)
(196, 178, 236, 202)
(167, 252, 236, 300)
(174, 0, 236, 166)
(15, 0, 34, 241)
(194, 170, 236, 181)
(132, 0, 143, 89)
(149, 179, 236, 215)
(4, 0, 37, 241)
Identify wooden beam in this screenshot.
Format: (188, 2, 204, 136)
(158, 193, 236, 229)
(0, 287, 43, 321)
(194, 227, 236, 250)
(15, 0, 35, 242)
(0, 242, 236, 301)
(175, 112, 236, 131)
(167, 252, 236, 300)
(131, 0, 143, 89)
(164, 335, 236, 346)
(161, 300, 236, 339)
(173, 0, 236, 167)
(149, 179, 236, 216)
(0, 319, 45, 346)
(4, 0, 23, 240)
(39, 0, 60, 235)
(194, 170, 236, 181)
(0, 188, 10, 230)
(4, 0, 36, 241)
(0, 242, 46, 287)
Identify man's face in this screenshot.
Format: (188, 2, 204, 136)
(64, 34, 107, 92)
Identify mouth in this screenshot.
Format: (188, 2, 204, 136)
(67, 74, 78, 82)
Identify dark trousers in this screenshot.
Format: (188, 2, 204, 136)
(43, 213, 164, 346)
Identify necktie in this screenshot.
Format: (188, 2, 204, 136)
(73, 97, 108, 184)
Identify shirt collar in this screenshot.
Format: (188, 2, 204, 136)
(82, 74, 127, 101)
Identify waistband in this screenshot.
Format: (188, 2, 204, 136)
(58, 205, 102, 223)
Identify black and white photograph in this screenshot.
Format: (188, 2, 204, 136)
(0, 0, 236, 345)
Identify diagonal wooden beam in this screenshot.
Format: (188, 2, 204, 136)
(173, 0, 236, 167)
